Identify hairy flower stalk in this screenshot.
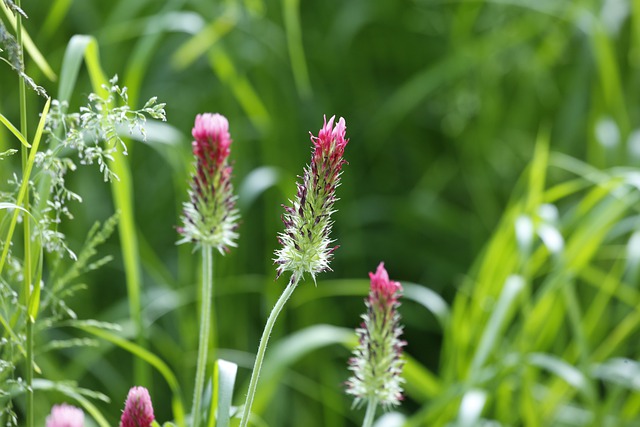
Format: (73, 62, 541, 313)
(178, 113, 238, 427)
(240, 115, 349, 427)
(46, 404, 84, 427)
(119, 386, 155, 427)
(347, 263, 406, 426)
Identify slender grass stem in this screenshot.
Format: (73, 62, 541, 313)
(239, 274, 300, 427)
(362, 398, 378, 427)
(15, 2, 33, 427)
(192, 245, 214, 427)
(109, 155, 148, 386)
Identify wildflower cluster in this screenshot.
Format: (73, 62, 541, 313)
(178, 113, 239, 252)
(274, 115, 349, 282)
(347, 263, 406, 409)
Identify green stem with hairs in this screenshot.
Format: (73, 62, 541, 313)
(15, 2, 33, 427)
(362, 398, 378, 427)
(239, 274, 300, 427)
(191, 244, 214, 427)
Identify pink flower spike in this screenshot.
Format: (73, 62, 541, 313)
(46, 404, 84, 427)
(178, 112, 240, 251)
(119, 386, 155, 427)
(275, 115, 349, 281)
(346, 262, 405, 410)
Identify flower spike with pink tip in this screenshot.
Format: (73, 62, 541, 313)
(119, 386, 155, 427)
(178, 113, 239, 253)
(274, 115, 349, 282)
(347, 263, 406, 420)
(240, 115, 349, 427)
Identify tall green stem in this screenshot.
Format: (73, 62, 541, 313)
(192, 245, 214, 427)
(362, 398, 378, 427)
(239, 274, 300, 427)
(15, 2, 33, 427)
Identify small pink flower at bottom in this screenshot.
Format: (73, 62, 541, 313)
(46, 404, 84, 427)
(120, 386, 155, 427)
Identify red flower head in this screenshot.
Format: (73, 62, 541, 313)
(119, 386, 155, 427)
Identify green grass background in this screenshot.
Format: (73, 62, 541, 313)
(2, 0, 640, 425)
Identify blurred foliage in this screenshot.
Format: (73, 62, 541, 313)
(1, 0, 640, 425)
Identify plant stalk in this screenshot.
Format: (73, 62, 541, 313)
(191, 244, 214, 427)
(362, 398, 378, 427)
(15, 2, 33, 427)
(239, 274, 300, 427)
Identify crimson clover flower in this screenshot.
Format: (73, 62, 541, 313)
(46, 403, 84, 427)
(346, 262, 406, 409)
(119, 386, 155, 427)
(274, 115, 349, 282)
(178, 113, 239, 252)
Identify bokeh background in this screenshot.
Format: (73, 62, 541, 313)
(1, 0, 640, 425)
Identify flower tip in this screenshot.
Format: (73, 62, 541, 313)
(46, 404, 84, 427)
(369, 262, 402, 296)
(324, 114, 336, 129)
(192, 112, 231, 145)
(120, 386, 155, 427)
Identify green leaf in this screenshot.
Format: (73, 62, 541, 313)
(238, 166, 283, 210)
(0, 97, 50, 275)
(210, 359, 238, 427)
(528, 353, 586, 390)
(469, 275, 525, 377)
(0, 112, 30, 147)
(171, 6, 238, 70)
(403, 282, 450, 329)
(282, 0, 311, 98)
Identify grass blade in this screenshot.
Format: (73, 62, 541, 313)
(210, 359, 238, 427)
(0, 113, 30, 147)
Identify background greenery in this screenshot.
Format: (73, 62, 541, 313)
(2, 0, 640, 425)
